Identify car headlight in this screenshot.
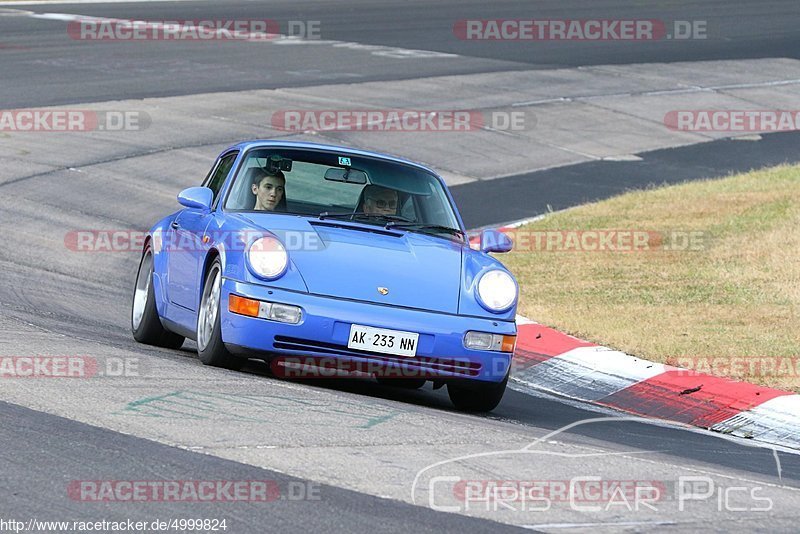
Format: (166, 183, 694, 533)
(476, 269, 517, 312)
(247, 236, 288, 280)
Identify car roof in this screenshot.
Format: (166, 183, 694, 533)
(222, 140, 447, 187)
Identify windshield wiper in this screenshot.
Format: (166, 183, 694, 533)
(384, 222, 465, 238)
(318, 211, 411, 222)
(318, 211, 360, 221)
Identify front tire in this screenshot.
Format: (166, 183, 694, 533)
(197, 259, 244, 371)
(131, 247, 185, 349)
(447, 372, 509, 413)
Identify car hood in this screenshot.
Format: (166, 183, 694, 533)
(237, 214, 463, 314)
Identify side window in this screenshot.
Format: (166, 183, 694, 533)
(204, 152, 238, 205)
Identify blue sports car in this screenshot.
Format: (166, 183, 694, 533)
(131, 141, 517, 412)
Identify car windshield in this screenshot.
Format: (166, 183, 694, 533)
(224, 147, 463, 241)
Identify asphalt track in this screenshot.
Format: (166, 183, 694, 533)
(1, 401, 523, 533)
(1, 0, 800, 107)
(455, 129, 800, 228)
(2, 1, 800, 532)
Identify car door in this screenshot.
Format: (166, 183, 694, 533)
(167, 151, 238, 311)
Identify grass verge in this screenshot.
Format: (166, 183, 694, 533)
(501, 164, 800, 390)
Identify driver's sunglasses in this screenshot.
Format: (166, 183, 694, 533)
(370, 198, 397, 209)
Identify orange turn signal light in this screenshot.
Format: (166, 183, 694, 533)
(229, 294, 260, 318)
(501, 335, 517, 353)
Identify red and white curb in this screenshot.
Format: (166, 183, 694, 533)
(512, 316, 800, 451)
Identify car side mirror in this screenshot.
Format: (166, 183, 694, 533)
(480, 229, 513, 253)
(177, 187, 213, 212)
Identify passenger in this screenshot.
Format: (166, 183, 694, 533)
(362, 185, 399, 216)
(251, 168, 286, 211)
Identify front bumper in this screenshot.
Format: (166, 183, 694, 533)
(220, 279, 515, 383)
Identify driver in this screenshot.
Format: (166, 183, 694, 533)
(251, 168, 285, 211)
(362, 185, 399, 216)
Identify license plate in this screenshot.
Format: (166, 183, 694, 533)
(347, 324, 419, 357)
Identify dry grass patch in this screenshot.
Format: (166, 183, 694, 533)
(500, 164, 800, 390)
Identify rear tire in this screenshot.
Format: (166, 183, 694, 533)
(197, 259, 244, 371)
(131, 247, 185, 349)
(447, 372, 508, 413)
